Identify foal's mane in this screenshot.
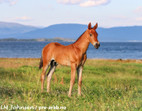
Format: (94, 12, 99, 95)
(73, 31, 86, 44)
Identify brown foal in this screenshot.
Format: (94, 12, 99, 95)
(39, 22, 100, 97)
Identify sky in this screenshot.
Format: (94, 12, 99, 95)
(0, 0, 142, 27)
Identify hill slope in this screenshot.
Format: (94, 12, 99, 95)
(0, 22, 142, 42)
(98, 26, 142, 42)
(0, 21, 39, 38)
(19, 24, 142, 42)
(18, 24, 87, 39)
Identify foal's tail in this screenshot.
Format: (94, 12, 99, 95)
(39, 55, 43, 69)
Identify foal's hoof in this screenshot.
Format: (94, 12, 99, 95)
(47, 90, 50, 93)
(78, 94, 81, 96)
(68, 94, 71, 97)
(41, 90, 43, 93)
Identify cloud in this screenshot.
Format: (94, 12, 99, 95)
(111, 15, 127, 20)
(136, 17, 142, 21)
(0, 0, 18, 5)
(13, 16, 32, 21)
(80, 0, 110, 7)
(57, 0, 81, 4)
(10, 0, 18, 5)
(57, 0, 110, 7)
(134, 6, 142, 13)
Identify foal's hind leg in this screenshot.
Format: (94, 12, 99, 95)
(41, 65, 48, 92)
(47, 61, 56, 92)
(41, 59, 50, 92)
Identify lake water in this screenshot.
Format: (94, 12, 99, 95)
(0, 41, 142, 59)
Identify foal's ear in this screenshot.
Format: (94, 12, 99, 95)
(88, 22, 92, 30)
(93, 23, 98, 30)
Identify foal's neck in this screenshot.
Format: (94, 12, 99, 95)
(73, 31, 90, 54)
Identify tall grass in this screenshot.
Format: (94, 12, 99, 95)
(0, 59, 142, 111)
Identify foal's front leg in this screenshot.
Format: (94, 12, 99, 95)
(68, 63, 76, 97)
(77, 53, 86, 96)
(77, 66, 83, 96)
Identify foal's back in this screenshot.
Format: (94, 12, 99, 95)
(43, 42, 74, 54)
(42, 42, 77, 66)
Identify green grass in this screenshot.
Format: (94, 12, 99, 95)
(0, 59, 142, 111)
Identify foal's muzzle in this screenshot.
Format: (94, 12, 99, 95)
(94, 42, 100, 49)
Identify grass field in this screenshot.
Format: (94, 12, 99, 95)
(0, 58, 142, 111)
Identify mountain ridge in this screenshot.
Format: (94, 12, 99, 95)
(0, 21, 40, 38)
(0, 21, 142, 42)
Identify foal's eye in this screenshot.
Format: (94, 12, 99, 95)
(90, 33, 92, 37)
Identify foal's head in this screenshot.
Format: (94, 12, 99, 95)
(86, 22, 100, 49)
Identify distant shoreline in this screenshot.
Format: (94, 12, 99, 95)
(0, 38, 75, 42)
(1, 38, 142, 42)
